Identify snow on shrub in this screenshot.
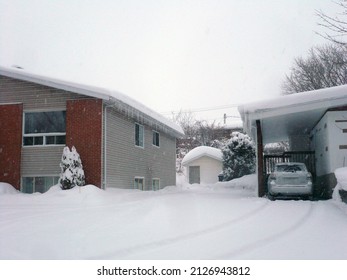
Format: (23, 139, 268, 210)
(222, 132, 256, 181)
(59, 146, 85, 190)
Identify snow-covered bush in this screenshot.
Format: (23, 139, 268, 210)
(222, 132, 256, 181)
(59, 146, 85, 190)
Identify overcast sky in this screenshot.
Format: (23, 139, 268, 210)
(0, 0, 341, 124)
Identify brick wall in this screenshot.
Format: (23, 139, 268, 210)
(0, 103, 23, 189)
(66, 99, 102, 188)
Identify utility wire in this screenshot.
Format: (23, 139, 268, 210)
(160, 103, 240, 115)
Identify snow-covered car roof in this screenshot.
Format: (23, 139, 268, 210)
(0, 66, 184, 137)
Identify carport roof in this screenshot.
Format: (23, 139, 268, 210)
(238, 85, 347, 144)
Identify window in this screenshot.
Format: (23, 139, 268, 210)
(134, 177, 144, 190)
(22, 176, 59, 194)
(152, 131, 160, 147)
(135, 123, 144, 147)
(23, 111, 66, 146)
(152, 178, 160, 191)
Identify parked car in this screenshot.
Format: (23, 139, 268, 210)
(267, 162, 313, 200)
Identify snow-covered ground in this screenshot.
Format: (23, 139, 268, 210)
(1, 174, 347, 260)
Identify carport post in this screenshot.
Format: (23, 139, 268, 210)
(256, 120, 265, 197)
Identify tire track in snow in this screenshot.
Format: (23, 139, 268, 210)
(216, 201, 315, 259)
(90, 199, 271, 259)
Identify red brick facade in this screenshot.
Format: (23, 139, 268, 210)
(0, 103, 23, 189)
(66, 99, 103, 188)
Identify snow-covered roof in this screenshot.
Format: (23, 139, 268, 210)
(0, 66, 184, 137)
(182, 146, 223, 165)
(238, 85, 347, 143)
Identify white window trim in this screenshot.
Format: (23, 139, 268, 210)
(152, 178, 160, 191)
(152, 130, 160, 148)
(135, 123, 144, 148)
(22, 111, 66, 147)
(134, 176, 145, 190)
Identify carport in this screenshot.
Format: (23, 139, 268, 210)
(238, 85, 347, 198)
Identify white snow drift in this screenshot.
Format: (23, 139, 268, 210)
(1, 175, 347, 260)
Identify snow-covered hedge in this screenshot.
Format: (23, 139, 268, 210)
(222, 132, 256, 181)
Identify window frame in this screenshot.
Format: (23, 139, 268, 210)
(152, 130, 160, 147)
(22, 110, 66, 147)
(135, 123, 144, 148)
(21, 176, 60, 194)
(152, 178, 160, 191)
(134, 177, 145, 190)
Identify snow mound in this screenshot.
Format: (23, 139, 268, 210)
(334, 167, 347, 190)
(333, 167, 347, 202)
(163, 174, 257, 197)
(0, 182, 19, 195)
(182, 146, 222, 165)
(213, 174, 257, 191)
(43, 184, 109, 205)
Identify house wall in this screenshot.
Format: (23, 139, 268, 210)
(66, 99, 103, 188)
(327, 111, 347, 172)
(104, 107, 176, 190)
(0, 103, 23, 189)
(289, 135, 311, 151)
(0, 75, 98, 189)
(186, 156, 223, 184)
(311, 113, 330, 177)
(311, 110, 347, 198)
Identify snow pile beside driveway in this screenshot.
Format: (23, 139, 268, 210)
(171, 174, 257, 197)
(333, 167, 347, 202)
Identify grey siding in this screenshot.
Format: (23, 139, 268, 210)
(105, 107, 176, 190)
(0, 75, 89, 110)
(21, 146, 63, 176)
(0, 75, 95, 180)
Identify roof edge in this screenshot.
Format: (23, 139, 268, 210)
(0, 66, 184, 137)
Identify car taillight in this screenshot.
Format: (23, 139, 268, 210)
(307, 173, 312, 181)
(269, 173, 276, 180)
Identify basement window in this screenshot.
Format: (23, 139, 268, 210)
(23, 111, 66, 146)
(152, 178, 160, 191)
(134, 177, 145, 190)
(22, 176, 59, 193)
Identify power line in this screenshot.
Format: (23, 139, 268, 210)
(160, 103, 240, 115)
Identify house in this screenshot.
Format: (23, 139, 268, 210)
(238, 85, 347, 199)
(0, 66, 184, 193)
(181, 146, 223, 184)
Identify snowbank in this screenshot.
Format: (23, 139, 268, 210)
(0, 182, 19, 194)
(167, 174, 257, 197)
(333, 167, 347, 202)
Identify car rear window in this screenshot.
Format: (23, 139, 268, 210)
(276, 164, 306, 172)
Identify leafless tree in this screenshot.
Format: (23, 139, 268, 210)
(316, 0, 347, 45)
(282, 44, 347, 94)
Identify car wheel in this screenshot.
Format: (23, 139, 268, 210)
(267, 193, 275, 201)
